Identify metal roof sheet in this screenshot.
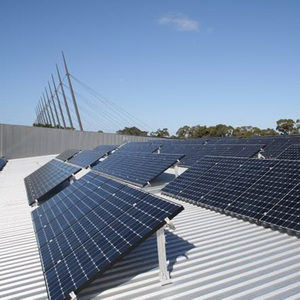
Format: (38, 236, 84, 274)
(1, 156, 300, 300)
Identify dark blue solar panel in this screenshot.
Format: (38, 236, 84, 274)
(0, 157, 7, 171)
(162, 156, 223, 196)
(32, 172, 183, 300)
(164, 155, 300, 234)
(225, 160, 300, 219)
(68, 150, 110, 168)
(200, 159, 278, 209)
(92, 152, 183, 187)
(118, 142, 160, 153)
(260, 183, 300, 232)
(277, 145, 300, 160)
(93, 144, 119, 152)
(56, 149, 79, 161)
(24, 159, 81, 205)
(175, 157, 248, 204)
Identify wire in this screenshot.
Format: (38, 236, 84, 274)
(70, 75, 154, 131)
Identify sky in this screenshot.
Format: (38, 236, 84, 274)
(1, 0, 300, 135)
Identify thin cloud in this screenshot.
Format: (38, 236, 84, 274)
(157, 13, 199, 32)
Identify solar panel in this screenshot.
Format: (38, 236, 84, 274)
(32, 172, 183, 300)
(162, 156, 223, 197)
(172, 157, 248, 203)
(224, 160, 300, 220)
(24, 159, 81, 205)
(93, 144, 119, 152)
(178, 144, 264, 167)
(277, 145, 300, 160)
(93, 152, 183, 187)
(262, 138, 290, 158)
(163, 156, 300, 234)
(260, 183, 300, 232)
(200, 159, 278, 209)
(0, 157, 7, 171)
(56, 149, 80, 161)
(118, 142, 160, 153)
(68, 150, 110, 168)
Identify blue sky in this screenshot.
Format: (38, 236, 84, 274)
(1, 0, 300, 134)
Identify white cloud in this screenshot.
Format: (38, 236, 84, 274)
(157, 13, 199, 32)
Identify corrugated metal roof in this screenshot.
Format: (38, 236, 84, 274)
(1, 156, 300, 300)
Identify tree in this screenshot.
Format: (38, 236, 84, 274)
(150, 128, 170, 138)
(176, 126, 191, 139)
(116, 126, 148, 136)
(98, 130, 104, 133)
(276, 119, 295, 135)
(294, 119, 300, 135)
(33, 123, 54, 128)
(208, 124, 233, 137)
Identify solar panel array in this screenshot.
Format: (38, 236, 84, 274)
(93, 152, 184, 187)
(24, 159, 81, 205)
(32, 172, 183, 300)
(56, 149, 79, 161)
(68, 150, 109, 168)
(0, 157, 7, 171)
(162, 155, 300, 234)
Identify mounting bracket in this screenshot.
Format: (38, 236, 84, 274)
(156, 226, 172, 286)
(69, 291, 77, 299)
(174, 163, 179, 178)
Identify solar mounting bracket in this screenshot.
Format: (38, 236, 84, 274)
(69, 175, 75, 184)
(258, 152, 265, 159)
(174, 163, 179, 178)
(32, 199, 39, 207)
(69, 291, 77, 299)
(147, 181, 151, 187)
(156, 226, 172, 286)
(164, 217, 176, 230)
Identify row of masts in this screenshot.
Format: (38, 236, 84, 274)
(34, 52, 84, 131)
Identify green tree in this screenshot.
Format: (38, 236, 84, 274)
(150, 128, 170, 138)
(176, 125, 191, 138)
(208, 124, 234, 137)
(116, 126, 148, 136)
(98, 130, 104, 133)
(276, 119, 295, 135)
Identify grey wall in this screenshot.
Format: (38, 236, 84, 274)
(0, 124, 161, 159)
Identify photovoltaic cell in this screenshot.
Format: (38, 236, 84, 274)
(93, 152, 183, 187)
(24, 159, 81, 205)
(32, 172, 183, 300)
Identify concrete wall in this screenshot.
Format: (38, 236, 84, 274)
(0, 124, 161, 159)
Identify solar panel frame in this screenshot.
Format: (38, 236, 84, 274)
(32, 172, 183, 300)
(68, 150, 110, 168)
(25, 159, 81, 205)
(92, 152, 184, 187)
